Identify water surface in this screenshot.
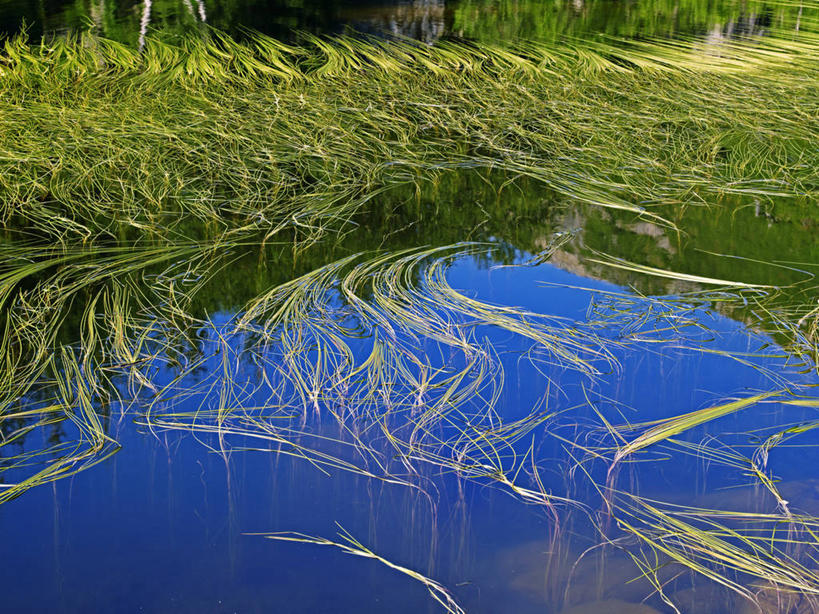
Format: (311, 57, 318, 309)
(0, 0, 812, 45)
(2, 175, 818, 612)
(0, 1, 817, 610)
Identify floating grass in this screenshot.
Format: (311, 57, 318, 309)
(1, 28, 818, 244)
(0, 22, 818, 613)
(612, 390, 783, 465)
(258, 524, 466, 614)
(1, 235, 817, 610)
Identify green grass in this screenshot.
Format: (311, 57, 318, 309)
(1, 28, 818, 244)
(0, 25, 818, 613)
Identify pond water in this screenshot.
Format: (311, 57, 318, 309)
(2, 170, 818, 613)
(0, 0, 810, 46)
(0, 0, 818, 611)
(1, 250, 813, 614)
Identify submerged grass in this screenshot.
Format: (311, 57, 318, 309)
(0, 26, 818, 243)
(0, 22, 818, 614)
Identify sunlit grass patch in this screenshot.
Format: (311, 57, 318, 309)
(1, 29, 817, 244)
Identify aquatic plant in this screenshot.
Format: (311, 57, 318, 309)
(1, 26, 818, 245)
(1, 23, 818, 613)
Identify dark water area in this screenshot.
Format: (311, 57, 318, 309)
(0, 0, 812, 46)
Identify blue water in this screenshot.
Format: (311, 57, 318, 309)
(2, 249, 815, 613)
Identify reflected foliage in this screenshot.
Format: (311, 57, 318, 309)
(452, 0, 813, 43)
(1, 0, 816, 44)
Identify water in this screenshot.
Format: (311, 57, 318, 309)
(1, 2, 818, 612)
(0, 0, 810, 46)
(2, 192, 817, 612)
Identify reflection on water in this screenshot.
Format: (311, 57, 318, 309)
(2, 213, 818, 611)
(342, 0, 447, 45)
(705, 10, 772, 42)
(456, 0, 815, 43)
(0, 0, 814, 45)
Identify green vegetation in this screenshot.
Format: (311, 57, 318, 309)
(452, 0, 816, 43)
(1, 22, 818, 613)
(2, 28, 818, 244)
